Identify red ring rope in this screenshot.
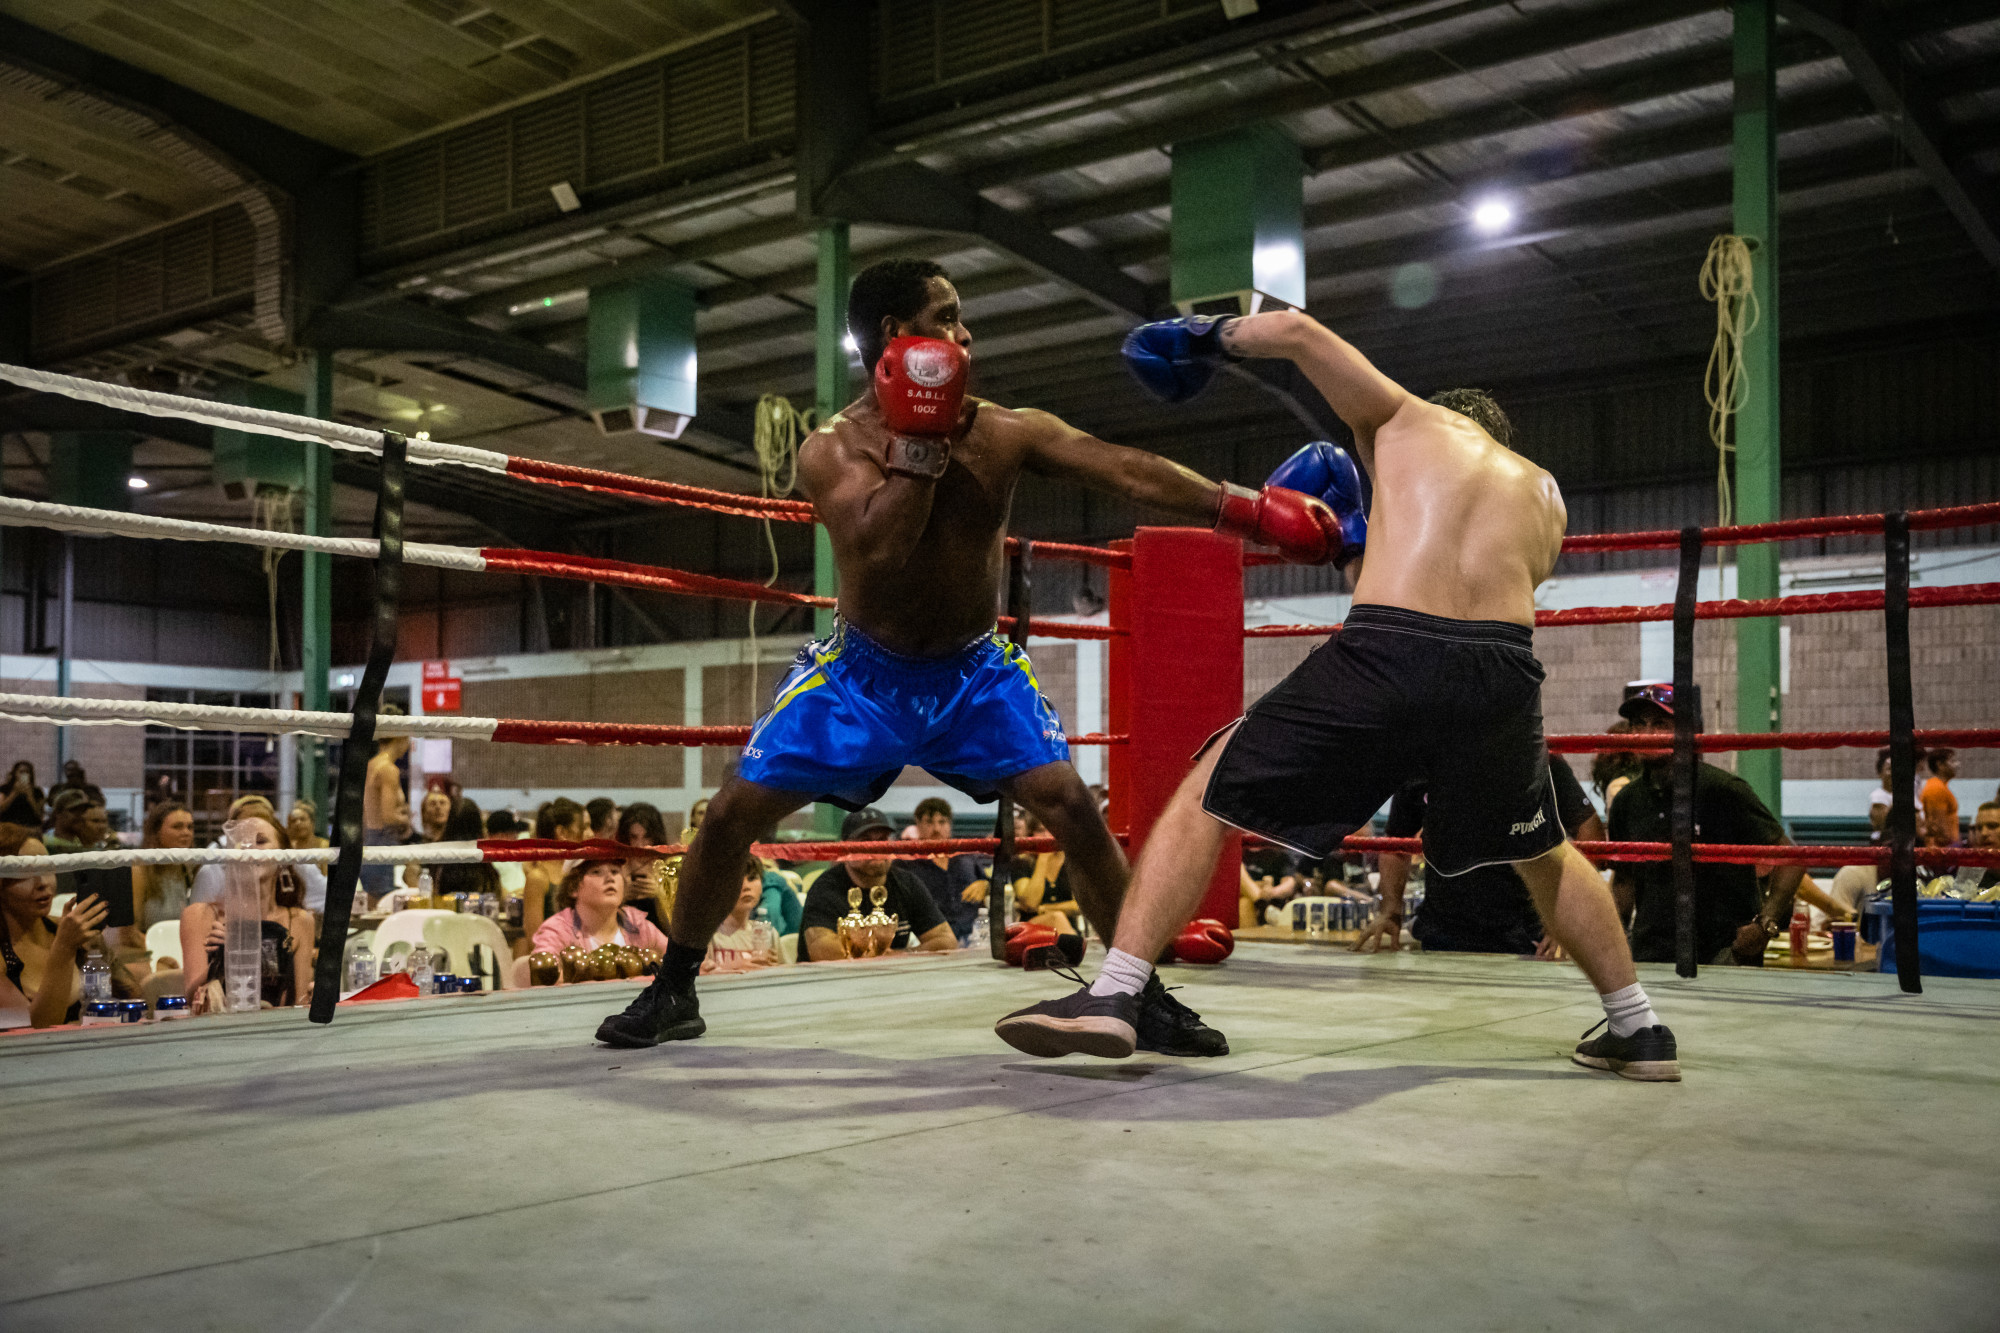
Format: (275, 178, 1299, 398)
(1545, 728, 2000, 754)
(486, 719, 1126, 747)
(1245, 580, 2000, 638)
(474, 835, 2000, 869)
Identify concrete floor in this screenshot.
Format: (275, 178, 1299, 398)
(3, 944, 1996, 1332)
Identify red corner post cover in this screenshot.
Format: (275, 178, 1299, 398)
(1128, 527, 1245, 926)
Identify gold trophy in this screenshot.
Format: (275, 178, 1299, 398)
(837, 886, 868, 958)
(863, 884, 897, 956)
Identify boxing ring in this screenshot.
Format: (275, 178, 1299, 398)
(0, 360, 1996, 1023)
(5, 366, 2000, 1333)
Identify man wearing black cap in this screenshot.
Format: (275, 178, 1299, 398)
(1607, 682, 1805, 965)
(795, 808, 960, 962)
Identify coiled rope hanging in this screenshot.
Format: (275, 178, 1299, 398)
(748, 394, 815, 697)
(1699, 235, 1759, 533)
(254, 488, 297, 673)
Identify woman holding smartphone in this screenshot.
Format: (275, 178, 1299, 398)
(0, 821, 137, 1028)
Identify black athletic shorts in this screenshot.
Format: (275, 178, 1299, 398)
(1203, 604, 1566, 876)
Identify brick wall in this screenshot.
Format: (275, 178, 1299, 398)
(455, 668, 684, 790)
(0, 678, 145, 789)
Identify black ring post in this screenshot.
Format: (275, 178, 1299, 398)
(1883, 511, 1922, 994)
(989, 545, 1033, 959)
(1671, 526, 1703, 979)
(309, 431, 409, 1023)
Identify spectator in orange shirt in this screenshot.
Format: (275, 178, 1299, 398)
(1920, 748, 1960, 848)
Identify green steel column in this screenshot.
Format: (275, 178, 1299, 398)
(302, 352, 336, 831)
(1733, 0, 1783, 814)
(812, 221, 849, 837)
(813, 220, 849, 642)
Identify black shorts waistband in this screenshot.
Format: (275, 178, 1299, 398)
(1342, 603, 1534, 649)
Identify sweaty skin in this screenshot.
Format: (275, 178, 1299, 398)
(1111, 309, 1641, 1005)
(669, 276, 1224, 958)
(802, 283, 1218, 657)
(1221, 310, 1564, 626)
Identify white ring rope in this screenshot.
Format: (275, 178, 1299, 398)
(0, 495, 489, 571)
(0, 361, 510, 473)
(0, 692, 500, 741)
(0, 843, 490, 873)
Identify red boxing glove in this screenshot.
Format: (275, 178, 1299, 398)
(1005, 923, 1057, 967)
(1213, 482, 1342, 564)
(875, 335, 970, 479)
(1171, 919, 1234, 965)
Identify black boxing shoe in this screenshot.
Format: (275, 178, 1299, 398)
(1136, 974, 1229, 1057)
(595, 973, 705, 1048)
(1572, 1019, 1680, 1082)
(995, 970, 1137, 1059)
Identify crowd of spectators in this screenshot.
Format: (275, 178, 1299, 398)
(5, 704, 1992, 1032)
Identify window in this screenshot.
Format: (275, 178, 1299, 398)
(144, 689, 280, 840)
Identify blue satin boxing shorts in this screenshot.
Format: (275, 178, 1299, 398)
(736, 619, 1070, 810)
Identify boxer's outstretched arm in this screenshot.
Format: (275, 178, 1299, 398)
(1222, 310, 1408, 459)
(1015, 408, 1219, 519)
(799, 426, 937, 575)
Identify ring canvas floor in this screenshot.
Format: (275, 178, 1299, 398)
(3, 944, 1994, 1332)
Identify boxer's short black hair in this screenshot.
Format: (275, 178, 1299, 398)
(1428, 388, 1513, 450)
(850, 258, 949, 369)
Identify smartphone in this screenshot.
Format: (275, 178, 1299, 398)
(74, 867, 137, 930)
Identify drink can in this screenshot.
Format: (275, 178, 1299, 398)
(117, 999, 148, 1024)
(1829, 920, 1857, 962)
(80, 1000, 119, 1027)
(461, 975, 482, 994)
(154, 995, 191, 1020)
(432, 973, 459, 995)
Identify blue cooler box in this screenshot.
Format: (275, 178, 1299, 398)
(1866, 900, 2000, 979)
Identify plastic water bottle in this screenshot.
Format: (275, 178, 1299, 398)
(969, 914, 990, 952)
(416, 868, 433, 905)
(83, 948, 112, 1003)
(750, 906, 775, 958)
(407, 943, 434, 996)
(347, 942, 377, 993)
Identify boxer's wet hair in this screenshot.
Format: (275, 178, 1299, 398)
(1428, 388, 1513, 450)
(850, 257, 950, 369)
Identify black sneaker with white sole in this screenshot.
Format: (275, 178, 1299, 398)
(1136, 974, 1228, 1057)
(994, 972, 1138, 1059)
(595, 975, 706, 1048)
(1572, 1020, 1680, 1082)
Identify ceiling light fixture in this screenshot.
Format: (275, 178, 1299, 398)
(1471, 197, 1514, 234)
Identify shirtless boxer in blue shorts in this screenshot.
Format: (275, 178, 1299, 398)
(594, 260, 1365, 1053)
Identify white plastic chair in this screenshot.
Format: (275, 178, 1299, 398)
(144, 920, 182, 966)
(780, 932, 799, 964)
(371, 909, 514, 989)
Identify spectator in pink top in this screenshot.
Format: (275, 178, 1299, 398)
(530, 859, 670, 955)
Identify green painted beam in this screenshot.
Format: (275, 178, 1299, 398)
(810, 221, 848, 839)
(813, 219, 849, 643)
(301, 352, 335, 835)
(1733, 0, 1783, 815)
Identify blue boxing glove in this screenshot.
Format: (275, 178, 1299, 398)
(1120, 314, 1238, 404)
(1267, 441, 1368, 568)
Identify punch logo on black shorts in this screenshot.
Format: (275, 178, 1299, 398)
(1510, 809, 1547, 836)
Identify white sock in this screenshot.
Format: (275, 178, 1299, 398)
(1600, 982, 1659, 1038)
(1088, 947, 1153, 997)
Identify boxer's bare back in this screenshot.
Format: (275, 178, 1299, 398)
(1223, 310, 1566, 625)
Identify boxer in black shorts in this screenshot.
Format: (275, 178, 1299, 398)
(997, 308, 1681, 1082)
(1205, 605, 1563, 875)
